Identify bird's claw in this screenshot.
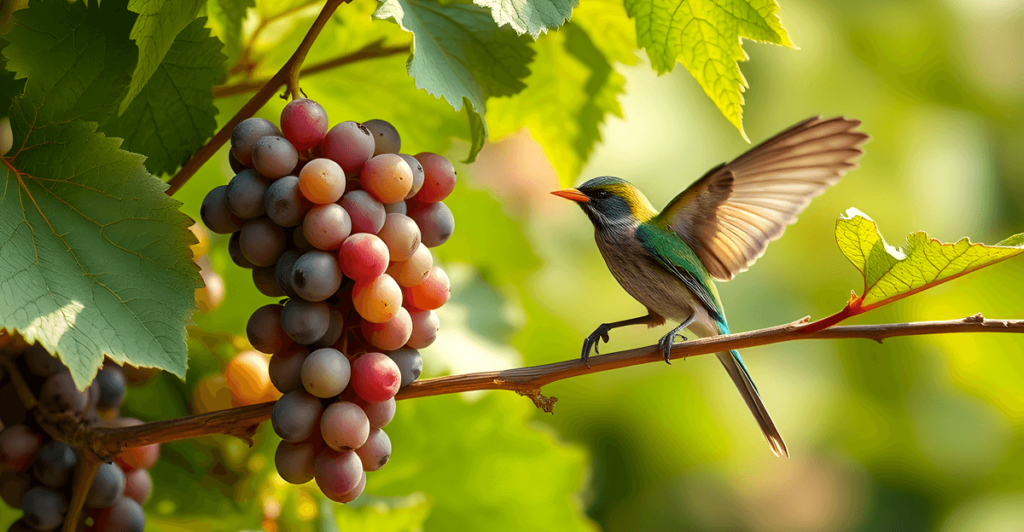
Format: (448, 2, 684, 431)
(658, 332, 687, 364)
(581, 324, 612, 367)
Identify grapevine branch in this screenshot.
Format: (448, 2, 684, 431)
(30, 314, 1021, 459)
(165, 0, 347, 196)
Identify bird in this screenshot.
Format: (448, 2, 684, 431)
(552, 116, 869, 457)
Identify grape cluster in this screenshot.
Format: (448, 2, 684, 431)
(0, 347, 156, 532)
(200, 100, 454, 503)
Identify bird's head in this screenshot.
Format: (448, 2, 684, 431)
(552, 176, 657, 228)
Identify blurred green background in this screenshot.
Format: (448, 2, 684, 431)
(6, 0, 1022, 530)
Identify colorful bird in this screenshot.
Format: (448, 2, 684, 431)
(552, 116, 869, 456)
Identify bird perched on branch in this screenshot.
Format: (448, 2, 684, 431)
(552, 116, 869, 457)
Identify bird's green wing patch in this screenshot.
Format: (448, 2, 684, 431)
(635, 224, 724, 324)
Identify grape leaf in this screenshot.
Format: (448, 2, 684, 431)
(487, 23, 623, 186)
(102, 18, 225, 176)
(120, 0, 206, 114)
(205, 0, 255, 68)
(837, 208, 1024, 311)
(623, 0, 795, 139)
(0, 67, 24, 116)
(570, 0, 637, 66)
(372, 0, 534, 162)
(473, 0, 576, 37)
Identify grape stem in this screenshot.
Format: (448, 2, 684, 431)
(165, 0, 349, 196)
(24, 313, 1020, 459)
(61, 451, 101, 532)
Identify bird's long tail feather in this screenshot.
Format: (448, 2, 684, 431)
(716, 349, 789, 457)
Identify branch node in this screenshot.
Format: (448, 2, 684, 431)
(964, 312, 985, 323)
(519, 387, 558, 413)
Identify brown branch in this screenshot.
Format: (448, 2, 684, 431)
(76, 314, 1024, 451)
(165, 0, 347, 196)
(213, 40, 410, 99)
(61, 451, 101, 532)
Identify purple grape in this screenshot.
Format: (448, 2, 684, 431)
(385, 347, 422, 387)
(265, 175, 313, 227)
(269, 345, 309, 394)
(228, 231, 255, 269)
(40, 372, 87, 413)
(384, 201, 406, 215)
(320, 121, 375, 174)
(231, 117, 280, 167)
(303, 203, 351, 251)
(408, 201, 454, 248)
(398, 154, 425, 199)
(360, 398, 396, 429)
(301, 348, 351, 398)
(85, 462, 126, 509)
(312, 309, 344, 349)
(226, 169, 270, 218)
(32, 441, 77, 487)
(253, 266, 284, 297)
(23, 345, 63, 378)
(252, 136, 298, 179)
(280, 298, 330, 345)
(291, 251, 342, 302)
(239, 218, 286, 267)
(94, 364, 126, 410)
(314, 449, 363, 501)
(21, 487, 66, 531)
(271, 390, 323, 442)
(362, 119, 401, 156)
(275, 440, 316, 484)
(356, 428, 391, 471)
(201, 185, 243, 234)
(95, 496, 145, 532)
(320, 401, 370, 451)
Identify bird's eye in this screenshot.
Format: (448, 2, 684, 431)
(592, 190, 609, 199)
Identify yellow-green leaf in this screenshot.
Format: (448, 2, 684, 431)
(837, 208, 1024, 310)
(622, 0, 796, 139)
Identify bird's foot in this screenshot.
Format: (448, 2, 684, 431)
(582, 324, 612, 367)
(657, 331, 688, 364)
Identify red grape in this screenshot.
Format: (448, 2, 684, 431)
(413, 152, 456, 202)
(314, 448, 363, 501)
(339, 233, 389, 281)
(320, 121, 375, 174)
(0, 425, 40, 473)
(350, 352, 401, 402)
(403, 266, 450, 310)
(340, 190, 386, 234)
(281, 99, 329, 150)
(123, 469, 152, 505)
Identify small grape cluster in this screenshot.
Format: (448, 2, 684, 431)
(200, 99, 455, 503)
(0, 347, 157, 532)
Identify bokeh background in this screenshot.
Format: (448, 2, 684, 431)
(5, 0, 1022, 530)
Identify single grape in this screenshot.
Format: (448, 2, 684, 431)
(94, 496, 145, 532)
(314, 448, 363, 500)
(228, 231, 256, 269)
(339, 233, 389, 281)
(363, 119, 401, 156)
(298, 158, 346, 204)
(85, 462, 126, 509)
(280, 298, 330, 345)
(225, 350, 276, 406)
(250, 267, 281, 297)
(269, 344, 310, 395)
(228, 150, 246, 173)
(239, 218, 286, 267)
(359, 397, 396, 429)
(231, 117, 280, 167)
(386, 244, 433, 287)
(191, 374, 234, 414)
(40, 372, 87, 413)
(340, 190, 386, 234)
(108, 418, 160, 471)
(197, 264, 226, 312)
(356, 428, 392, 471)
(281, 99, 329, 150)
(226, 169, 270, 219)
(275, 440, 316, 484)
(292, 251, 343, 302)
(330, 472, 366, 504)
(320, 401, 370, 451)
(407, 310, 439, 349)
(378, 213, 421, 261)
(0, 116, 13, 156)
(266, 175, 313, 227)
(320, 121, 375, 174)
(384, 201, 406, 215)
(23, 345, 63, 378)
(303, 203, 351, 250)
(385, 347, 422, 387)
(397, 154, 425, 200)
(274, 249, 300, 297)
(408, 201, 454, 248)
(33, 441, 77, 488)
(0, 471, 30, 508)
(21, 486, 66, 532)
(301, 348, 351, 398)
(123, 469, 152, 505)
(271, 390, 323, 442)
(403, 266, 450, 311)
(201, 185, 243, 234)
(413, 152, 456, 202)
(252, 136, 299, 179)
(247, 304, 289, 354)
(312, 309, 345, 349)
(361, 308, 412, 352)
(360, 154, 413, 204)
(352, 274, 402, 323)
(0, 425, 39, 473)
(350, 352, 401, 402)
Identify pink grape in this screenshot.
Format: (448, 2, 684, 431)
(386, 244, 433, 287)
(413, 152, 456, 202)
(275, 440, 317, 484)
(356, 429, 391, 471)
(363, 119, 400, 155)
(247, 304, 289, 355)
(358, 398, 396, 429)
(403, 265, 450, 310)
(339, 233, 389, 281)
(315, 449, 363, 501)
(231, 117, 280, 167)
(408, 201, 454, 248)
(271, 390, 323, 442)
(281, 99, 329, 150)
(360, 154, 413, 204)
(123, 469, 152, 505)
(301, 348, 351, 398)
(298, 158, 345, 204)
(320, 121, 375, 174)
(377, 213, 421, 261)
(397, 154, 425, 199)
(350, 352, 401, 402)
(239, 218, 286, 267)
(303, 203, 351, 250)
(320, 402, 370, 451)
(331, 472, 366, 504)
(361, 307, 412, 351)
(252, 136, 298, 179)
(407, 310, 439, 349)
(201, 185, 243, 234)
(0, 425, 40, 473)
(109, 418, 160, 471)
(352, 274, 402, 323)
(269, 344, 309, 394)
(340, 190, 386, 234)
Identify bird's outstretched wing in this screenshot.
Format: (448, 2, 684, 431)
(656, 116, 869, 281)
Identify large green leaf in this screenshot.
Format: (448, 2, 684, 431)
(0, 0, 201, 388)
(205, 0, 255, 68)
(120, 0, 206, 113)
(372, 0, 534, 162)
(836, 208, 1024, 311)
(623, 0, 795, 139)
(487, 23, 623, 186)
(102, 18, 225, 176)
(474, 0, 576, 37)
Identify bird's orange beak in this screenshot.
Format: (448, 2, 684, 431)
(551, 188, 589, 203)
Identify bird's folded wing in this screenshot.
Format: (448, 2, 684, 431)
(634, 225, 724, 324)
(656, 116, 870, 281)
